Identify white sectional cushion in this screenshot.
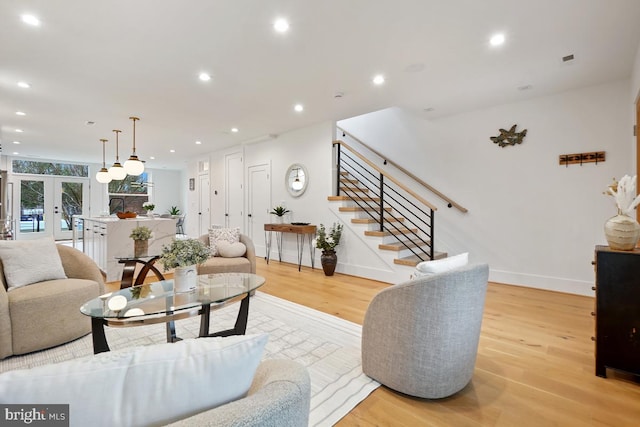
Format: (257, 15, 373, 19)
(0, 334, 268, 427)
(218, 241, 247, 258)
(0, 237, 67, 290)
(208, 227, 240, 256)
(414, 252, 469, 278)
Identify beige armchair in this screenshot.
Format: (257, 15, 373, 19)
(197, 234, 256, 275)
(0, 245, 105, 359)
(362, 263, 489, 399)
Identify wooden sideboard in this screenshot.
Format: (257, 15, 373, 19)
(593, 245, 640, 378)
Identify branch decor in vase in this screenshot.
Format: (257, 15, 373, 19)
(159, 238, 210, 292)
(130, 226, 152, 257)
(314, 222, 343, 276)
(603, 175, 640, 250)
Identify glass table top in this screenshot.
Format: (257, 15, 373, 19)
(81, 273, 265, 319)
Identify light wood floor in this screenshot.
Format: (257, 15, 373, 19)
(108, 259, 640, 426)
(253, 259, 640, 427)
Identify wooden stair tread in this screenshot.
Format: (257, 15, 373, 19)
(379, 239, 431, 251)
(364, 228, 418, 237)
(394, 252, 447, 266)
(351, 217, 404, 224)
(328, 195, 380, 202)
(340, 186, 369, 193)
(339, 206, 392, 213)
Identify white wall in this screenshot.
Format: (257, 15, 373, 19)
(339, 79, 634, 295)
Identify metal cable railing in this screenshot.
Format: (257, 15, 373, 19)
(334, 141, 435, 261)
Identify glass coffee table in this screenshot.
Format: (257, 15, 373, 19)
(80, 272, 265, 354)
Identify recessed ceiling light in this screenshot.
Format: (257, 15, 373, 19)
(15, 129, 23, 133)
(195, 140, 202, 145)
(15, 111, 26, 116)
(21, 14, 40, 26)
(13, 141, 21, 145)
(231, 128, 239, 133)
(274, 18, 290, 33)
(490, 33, 505, 46)
(17, 81, 31, 89)
(199, 73, 211, 81)
(294, 104, 304, 112)
(372, 75, 385, 85)
(149, 156, 156, 160)
(169, 149, 176, 153)
(12, 152, 19, 155)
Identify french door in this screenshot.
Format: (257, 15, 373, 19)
(15, 176, 90, 240)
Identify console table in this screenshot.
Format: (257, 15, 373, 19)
(593, 245, 640, 378)
(264, 223, 316, 271)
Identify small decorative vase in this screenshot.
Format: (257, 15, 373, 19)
(321, 250, 337, 276)
(275, 216, 284, 224)
(146, 210, 154, 217)
(134, 240, 148, 257)
(174, 264, 198, 293)
(604, 213, 640, 251)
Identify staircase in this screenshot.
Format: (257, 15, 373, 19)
(328, 172, 446, 267)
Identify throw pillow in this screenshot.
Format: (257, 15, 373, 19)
(218, 241, 247, 258)
(0, 237, 67, 290)
(0, 334, 269, 427)
(208, 227, 240, 256)
(413, 252, 469, 278)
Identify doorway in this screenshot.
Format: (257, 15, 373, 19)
(15, 176, 89, 240)
(198, 173, 211, 236)
(225, 152, 244, 230)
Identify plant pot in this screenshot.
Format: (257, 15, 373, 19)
(321, 250, 337, 276)
(275, 216, 284, 224)
(604, 214, 640, 250)
(174, 265, 198, 292)
(134, 240, 148, 258)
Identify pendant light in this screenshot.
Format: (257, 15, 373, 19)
(108, 129, 127, 180)
(123, 116, 145, 176)
(292, 168, 304, 190)
(95, 139, 112, 184)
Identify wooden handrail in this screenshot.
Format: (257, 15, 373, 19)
(336, 127, 468, 213)
(333, 140, 438, 212)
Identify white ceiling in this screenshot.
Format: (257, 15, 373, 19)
(1, 0, 640, 170)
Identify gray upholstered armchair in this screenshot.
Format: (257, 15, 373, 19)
(361, 263, 489, 399)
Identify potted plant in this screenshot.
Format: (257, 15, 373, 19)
(315, 222, 344, 276)
(168, 206, 181, 216)
(142, 202, 155, 216)
(159, 238, 210, 292)
(130, 226, 152, 257)
(270, 206, 290, 224)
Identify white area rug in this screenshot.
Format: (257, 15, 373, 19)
(0, 292, 379, 426)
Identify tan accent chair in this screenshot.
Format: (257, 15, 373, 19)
(197, 234, 256, 275)
(362, 263, 489, 399)
(0, 245, 105, 359)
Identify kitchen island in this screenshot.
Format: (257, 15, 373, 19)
(79, 216, 176, 282)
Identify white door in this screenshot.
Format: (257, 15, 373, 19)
(225, 152, 244, 230)
(198, 174, 210, 236)
(16, 176, 89, 240)
(247, 164, 270, 256)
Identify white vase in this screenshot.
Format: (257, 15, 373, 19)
(174, 265, 198, 292)
(275, 216, 284, 224)
(604, 214, 640, 251)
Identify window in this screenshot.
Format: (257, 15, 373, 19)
(12, 160, 88, 177)
(108, 173, 150, 214)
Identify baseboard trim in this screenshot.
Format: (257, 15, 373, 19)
(490, 269, 595, 296)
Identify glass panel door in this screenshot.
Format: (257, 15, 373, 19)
(18, 179, 46, 238)
(15, 177, 89, 240)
